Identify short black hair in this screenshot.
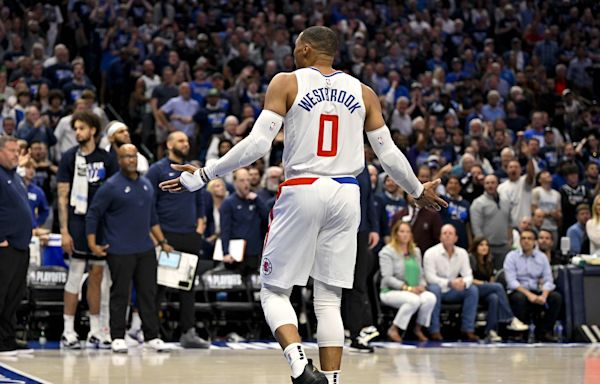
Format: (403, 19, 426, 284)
(71, 111, 102, 138)
(300, 26, 339, 57)
(520, 229, 537, 240)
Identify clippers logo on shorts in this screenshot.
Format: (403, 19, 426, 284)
(262, 258, 272, 275)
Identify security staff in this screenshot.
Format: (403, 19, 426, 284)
(146, 131, 210, 348)
(0, 136, 33, 355)
(86, 144, 171, 353)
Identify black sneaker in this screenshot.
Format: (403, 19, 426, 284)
(291, 359, 328, 384)
(349, 339, 374, 353)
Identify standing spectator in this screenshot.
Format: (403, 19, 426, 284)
(567, 204, 591, 255)
(567, 46, 593, 97)
(43, 44, 73, 88)
(219, 168, 269, 274)
(15, 106, 56, 147)
(424, 224, 479, 342)
(560, 165, 591, 235)
(481, 91, 505, 122)
(534, 29, 559, 74)
(392, 194, 443, 254)
(146, 132, 210, 349)
(22, 159, 50, 228)
(379, 221, 436, 343)
(378, 174, 407, 232)
(0, 136, 33, 355)
(504, 229, 563, 342)
(587, 196, 600, 255)
(150, 66, 179, 156)
(344, 165, 380, 352)
(471, 175, 512, 269)
(86, 144, 172, 353)
(62, 62, 96, 105)
(157, 82, 200, 139)
(469, 237, 529, 342)
(531, 170, 561, 241)
(498, 158, 535, 230)
(441, 176, 472, 249)
(57, 111, 118, 349)
(30, 141, 57, 206)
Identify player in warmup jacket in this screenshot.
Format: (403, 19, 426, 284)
(159, 26, 446, 384)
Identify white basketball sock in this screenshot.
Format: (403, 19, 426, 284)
(323, 370, 341, 384)
(63, 314, 75, 334)
(89, 314, 100, 334)
(283, 342, 308, 378)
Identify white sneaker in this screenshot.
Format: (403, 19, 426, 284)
(358, 326, 380, 344)
(87, 332, 112, 349)
(144, 338, 172, 352)
(61, 332, 81, 350)
(487, 330, 502, 342)
(111, 339, 128, 353)
(507, 317, 529, 332)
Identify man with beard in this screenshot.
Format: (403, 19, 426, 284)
(57, 111, 118, 349)
(258, 166, 283, 210)
(104, 121, 149, 174)
(145, 131, 210, 349)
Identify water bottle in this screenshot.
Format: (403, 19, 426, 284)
(554, 321, 564, 343)
(527, 322, 536, 343)
(39, 330, 47, 348)
(216, 291, 228, 301)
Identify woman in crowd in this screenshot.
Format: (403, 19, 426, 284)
(587, 195, 600, 255)
(469, 237, 529, 341)
(379, 221, 436, 342)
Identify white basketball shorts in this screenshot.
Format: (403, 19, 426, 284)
(260, 176, 361, 289)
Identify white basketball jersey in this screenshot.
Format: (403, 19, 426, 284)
(282, 67, 366, 179)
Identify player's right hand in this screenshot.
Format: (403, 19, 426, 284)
(61, 232, 74, 256)
(415, 179, 448, 212)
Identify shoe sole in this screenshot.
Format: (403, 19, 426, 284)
(348, 347, 374, 353)
(0, 351, 18, 356)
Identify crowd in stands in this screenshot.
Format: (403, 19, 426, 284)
(0, 0, 599, 344)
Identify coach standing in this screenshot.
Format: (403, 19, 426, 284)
(146, 131, 210, 348)
(86, 144, 171, 353)
(0, 136, 33, 355)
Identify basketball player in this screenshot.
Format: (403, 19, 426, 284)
(160, 26, 446, 384)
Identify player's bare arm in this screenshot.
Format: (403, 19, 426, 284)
(362, 83, 447, 211)
(159, 72, 295, 193)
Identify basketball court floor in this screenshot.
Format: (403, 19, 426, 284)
(0, 342, 598, 383)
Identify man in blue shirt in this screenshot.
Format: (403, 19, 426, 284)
(220, 168, 269, 275)
(504, 229, 563, 342)
(146, 132, 210, 349)
(22, 159, 49, 228)
(86, 144, 172, 353)
(0, 136, 33, 355)
(566, 204, 591, 254)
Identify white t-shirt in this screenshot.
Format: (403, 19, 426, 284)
(498, 175, 533, 227)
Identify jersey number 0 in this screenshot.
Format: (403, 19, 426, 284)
(317, 114, 339, 157)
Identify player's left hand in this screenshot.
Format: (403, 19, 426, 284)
(415, 179, 448, 211)
(159, 164, 200, 193)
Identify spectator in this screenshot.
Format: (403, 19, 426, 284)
(441, 176, 471, 249)
(219, 168, 269, 274)
(566, 204, 590, 255)
(583, 162, 600, 195)
(587, 196, 600, 255)
(538, 229, 559, 265)
(471, 175, 512, 269)
(15, 106, 56, 147)
(379, 221, 436, 343)
(62, 62, 96, 105)
(469, 237, 529, 342)
(203, 178, 228, 258)
(392, 191, 443, 254)
(205, 115, 251, 163)
(258, 166, 283, 209)
(378, 174, 407, 232)
(29, 141, 57, 206)
(460, 164, 485, 204)
(86, 144, 171, 353)
(531, 170, 562, 240)
(22, 159, 49, 228)
(57, 111, 117, 350)
(560, 165, 591, 235)
(481, 91, 505, 122)
(424, 224, 479, 342)
(0, 117, 16, 137)
(504, 229, 563, 342)
(498, 158, 535, 229)
(0, 136, 33, 355)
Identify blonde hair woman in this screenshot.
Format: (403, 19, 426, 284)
(379, 221, 437, 342)
(586, 195, 600, 254)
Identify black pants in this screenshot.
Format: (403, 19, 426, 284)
(0, 246, 29, 346)
(509, 290, 563, 334)
(107, 249, 159, 340)
(156, 232, 204, 333)
(342, 232, 373, 339)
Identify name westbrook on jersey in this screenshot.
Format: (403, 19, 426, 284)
(297, 87, 362, 114)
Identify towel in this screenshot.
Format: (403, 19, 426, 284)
(70, 151, 88, 215)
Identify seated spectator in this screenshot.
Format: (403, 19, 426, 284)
(15, 106, 56, 147)
(481, 91, 505, 122)
(504, 229, 563, 342)
(424, 224, 479, 341)
(379, 221, 436, 342)
(538, 229, 561, 265)
(469, 237, 528, 342)
(258, 166, 283, 209)
(587, 196, 600, 255)
(1, 116, 17, 137)
(566, 204, 590, 255)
